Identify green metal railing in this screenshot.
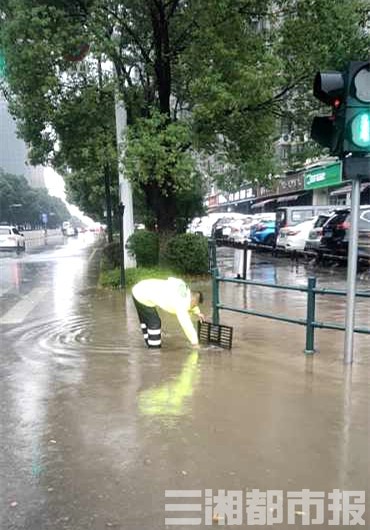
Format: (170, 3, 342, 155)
(209, 241, 370, 353)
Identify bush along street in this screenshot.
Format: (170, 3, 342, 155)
(99, 232, 209, 289)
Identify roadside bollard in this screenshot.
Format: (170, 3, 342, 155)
(242, 248, 252, 279)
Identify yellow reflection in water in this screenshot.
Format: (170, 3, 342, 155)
(138, 351, 199, 416)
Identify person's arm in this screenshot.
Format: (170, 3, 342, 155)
(190, 305, 205, 322)
(176, 309, 199, 346)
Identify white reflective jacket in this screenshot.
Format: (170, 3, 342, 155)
(132, 277, 200, 345)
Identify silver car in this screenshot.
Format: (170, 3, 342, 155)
(304, 214, 331, 252)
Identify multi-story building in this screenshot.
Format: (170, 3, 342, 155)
(0, 95, 45, 188)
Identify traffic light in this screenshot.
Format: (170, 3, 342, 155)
(311, 70, 346, 156)
(343, 61, 370, 154)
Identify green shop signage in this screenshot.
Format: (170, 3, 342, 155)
(304, 162, 342, 190)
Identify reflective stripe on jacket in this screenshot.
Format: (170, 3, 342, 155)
(132, 278, 199, 345)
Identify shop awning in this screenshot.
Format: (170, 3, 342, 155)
(251, 198, 276, 209)
(276, 194, 300, 203)
(330, 183, 370, 196)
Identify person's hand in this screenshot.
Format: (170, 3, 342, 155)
(198, 313, 205, 322)
(191, 342, 201, 349)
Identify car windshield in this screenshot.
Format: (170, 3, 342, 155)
(314, 215, 330, 228)
(325, 211, 349, 228)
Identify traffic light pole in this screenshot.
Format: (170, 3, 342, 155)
(343, 176, 361, 364)
(311, 61, 370, 364)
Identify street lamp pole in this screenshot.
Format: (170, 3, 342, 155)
(118, 202, 125, 288)
(115, 94, 136, 269)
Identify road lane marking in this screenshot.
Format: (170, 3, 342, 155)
(0, 287, 49, 325)
(88, 248, 99, 263)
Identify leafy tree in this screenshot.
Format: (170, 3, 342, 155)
(0, 0, 369, 229)
(185, 0, 370, 182)
(0, 169, 70, 227)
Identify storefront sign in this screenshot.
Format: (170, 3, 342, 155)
(256, 172, 305, 198)
(304, 162, 342, 190)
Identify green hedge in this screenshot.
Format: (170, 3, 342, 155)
(100, 266, 177, 289)
(126, 230, 159, 267)
(163, 233, 208, 275)
(101, 232, 209, 288)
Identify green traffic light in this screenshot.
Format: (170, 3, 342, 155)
(351, 111, 370, 148)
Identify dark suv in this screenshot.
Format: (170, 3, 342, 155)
(320, 205, 370, 259)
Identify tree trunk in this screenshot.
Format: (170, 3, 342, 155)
(144, 181, 177, 232)
(150, 1, 171, 116)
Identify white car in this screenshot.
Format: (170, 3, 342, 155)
(228, 216, 255, 242)
(65, 225, 77, 236)
(188, 213, 225, 237)
(0, 225, 26, 251)
(276, 218, 317, 251)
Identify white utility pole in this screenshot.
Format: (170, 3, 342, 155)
(115, 95, 136, 268)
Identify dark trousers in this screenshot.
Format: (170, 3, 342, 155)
(133, 297, 162, 348)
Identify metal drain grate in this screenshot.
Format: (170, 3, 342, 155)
(198, 321, 233, 349)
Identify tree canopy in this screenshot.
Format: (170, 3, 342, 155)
(0, 0, 369, 228)
(0, 169, 70, 228)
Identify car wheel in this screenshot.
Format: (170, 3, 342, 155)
(264, 234, 275, 246)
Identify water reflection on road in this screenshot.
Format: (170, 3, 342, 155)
(0, 241, 369, 529)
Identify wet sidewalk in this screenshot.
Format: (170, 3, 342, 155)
(1, 244, 369, 529)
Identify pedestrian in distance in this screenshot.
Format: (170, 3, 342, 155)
(132, 277, 205, 349)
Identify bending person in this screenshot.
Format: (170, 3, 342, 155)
(132, 277, 204, 348)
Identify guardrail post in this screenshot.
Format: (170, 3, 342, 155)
(242, 247, 247, 279)
(305, 277, 317, 354)
(212, 267, 220, 325)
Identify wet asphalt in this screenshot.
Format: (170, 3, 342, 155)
(0, 236, 369, 529)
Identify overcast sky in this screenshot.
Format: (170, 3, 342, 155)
(44, 167, 95, 226)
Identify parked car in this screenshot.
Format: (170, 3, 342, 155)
(320, 205, 370, 259)
(0, 225, 26, 251)
(249, 219, 276, 246)
(277, 217, 317, 251)
(188, 213, 223, 237)
(275, 205, 335, 240)
(228, 216, 255, 242)
(304, 214, 332, 252)
(187, 216, 202, 233)
(211, 213, 248, 239)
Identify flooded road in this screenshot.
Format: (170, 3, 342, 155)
(0, 240, 369, 529)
